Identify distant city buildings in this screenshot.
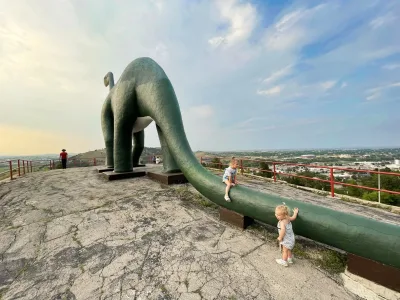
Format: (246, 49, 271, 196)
(300, 154, 316, 159)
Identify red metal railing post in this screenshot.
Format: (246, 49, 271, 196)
(52, 160, 55, 169)
(330, 168, 335, 197)
(240, 159, 243, 175)
(18, 159, 21, 177)
(22, 160, 26, 174)
(273, 163, 276, 182)
(30, 161, 33, 173)
(50, 160, 52, 170)
(93, 158, 97, 166)
(9, 161, 13, 180)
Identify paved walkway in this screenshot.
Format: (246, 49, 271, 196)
(0, 167, 358, 300)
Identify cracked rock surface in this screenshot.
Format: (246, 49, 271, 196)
(0, 167, 357, 300)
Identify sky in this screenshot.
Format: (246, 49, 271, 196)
(0, 0, 399, 155)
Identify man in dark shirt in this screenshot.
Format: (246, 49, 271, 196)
(60, 149, 68, 169)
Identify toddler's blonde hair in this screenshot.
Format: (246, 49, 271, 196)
(229, 157, 237, 167)
(275, 205, 289, 217)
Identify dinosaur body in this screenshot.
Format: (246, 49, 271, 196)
(101, 57, 400, 269)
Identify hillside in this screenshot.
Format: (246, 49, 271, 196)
(70, 147, 163, 161)
(72, 148, 213, 162)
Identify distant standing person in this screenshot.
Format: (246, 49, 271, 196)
(60, 149, 68, 169)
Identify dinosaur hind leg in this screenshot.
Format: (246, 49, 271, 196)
(132, 130, 144, 167)
(156, 124, 180, 173)
(113, 92, 137, 173)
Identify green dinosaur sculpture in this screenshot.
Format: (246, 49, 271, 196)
(100, 57, 400, 269)
(102, 71, 155, 170)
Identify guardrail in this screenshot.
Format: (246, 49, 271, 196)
(0, 159, 52, 181)
(200, 156, 400, 204)
(2, 155, 399, 206)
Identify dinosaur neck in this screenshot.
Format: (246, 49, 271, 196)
(108, 75, 114, 90)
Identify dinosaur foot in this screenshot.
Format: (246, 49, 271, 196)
(102, 169, 146, 181)
(147, 170, 188, 185)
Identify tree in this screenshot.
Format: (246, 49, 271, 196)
(346, 179, 363, 197)
(258, 161, 272, 178)
(211, 157, 223, 170)
(362, 191, 400, 205)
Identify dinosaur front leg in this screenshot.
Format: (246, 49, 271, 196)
(113, 116, 136, 172)
(156, 124, 181, 173)
(132, 130, 144, 167)
(101, 97, 114, 168)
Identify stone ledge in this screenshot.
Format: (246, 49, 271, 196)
(341, 269, 400, 300)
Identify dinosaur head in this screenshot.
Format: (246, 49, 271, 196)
(103, 72, 113, 87)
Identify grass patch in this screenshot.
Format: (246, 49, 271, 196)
(16, 262, 30, 278)
(70, 225, 83, 248)
(159, 284, 172, 299)
(339, 196, 395, 213)
(292, 243, 346, 274)
(0, 288, 8, 300)
(175, 187, 219, 210)
(6, 224, 23, 230)
(79, 264, 85, 274)
(72, 234, 83, 247)
(247, 222, 277, 242)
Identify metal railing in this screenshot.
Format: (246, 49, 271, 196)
(2, 154, 398, 206)
(0, 159, 50, 181)
(199, 156, 400, 202)
(0, 155, 163, 181)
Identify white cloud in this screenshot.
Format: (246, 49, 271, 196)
(150, 0, 163, 12)
(1, 0, 400, 153)
(264, 4, 326, 52)
(209, 0, 257, 48)
(365, 82, 400, 101)
(369, 12, 397, 29)
(382, 63, 400, 70)
(262, 64, 293, 84)
(257, 85, 283, 96)
(362, 47, 400, 60)
(320, 81, 337, 90)
(208, 36, 226, 47)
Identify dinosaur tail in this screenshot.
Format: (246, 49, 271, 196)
(150, 78, 400, 269)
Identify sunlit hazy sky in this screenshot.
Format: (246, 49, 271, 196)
(0, 0, 399, 155)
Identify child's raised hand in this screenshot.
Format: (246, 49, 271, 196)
(293, 208, 299, 214)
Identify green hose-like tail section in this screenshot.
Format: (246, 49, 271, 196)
(142, 76, 400, 270)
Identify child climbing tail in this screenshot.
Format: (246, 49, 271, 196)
(275, 205, 299, 267)
(222, 157, 238, 202)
